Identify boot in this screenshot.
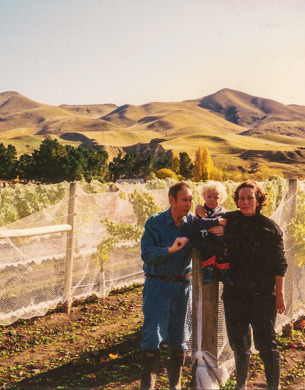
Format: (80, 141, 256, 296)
(140, 349, 160, 390)
(260, 349, 281, 390)
(234, 351, 250, 390)
(168, 349, 185, 390)
(201, 266, 214, 283)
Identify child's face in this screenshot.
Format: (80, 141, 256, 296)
(203, 189, 221, 209)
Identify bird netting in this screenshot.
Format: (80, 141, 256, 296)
(0, 178, 304, 389)
(192, 178, 305, 389)
(0, 179, 171, 325)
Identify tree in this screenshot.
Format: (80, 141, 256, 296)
(0, 143, 18, 181)
(153, 155, 171, 171)
(64, 146, 85, 182)
(193, 145, 214, 181)
(194, 146, 204, 181)
(134, 154, 154, 179)
(17, 139, 109, 184)
(31, 139, 68, 183)
(179, 152, 194, 179)
(79, 147, 108, 181)
(171, 151, 180, 174)
(17, 154, 34, 182)
(201, 144, 213, 181)
(156, 168, 178, 180)
(108, 153, 132, 181)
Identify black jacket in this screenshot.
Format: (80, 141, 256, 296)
(192, 205, 227, 261)
(223, 210, 287, 299)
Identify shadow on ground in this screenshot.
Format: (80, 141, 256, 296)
(10, 330, 142, 389)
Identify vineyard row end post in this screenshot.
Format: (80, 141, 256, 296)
(284, 178, 297, 321)
(63, 182, 77, 313)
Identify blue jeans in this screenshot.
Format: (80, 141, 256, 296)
(141, 276, 191, 350)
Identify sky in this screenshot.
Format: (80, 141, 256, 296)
(1, 0, 305, 107)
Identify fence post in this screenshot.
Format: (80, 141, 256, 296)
(283, 178, 298, 319)
(63, 182, 77, 313)
(192, 249, 219, 373)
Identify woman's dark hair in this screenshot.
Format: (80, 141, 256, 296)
(233, 180, 267, 212)
(168, 181, 191, 200)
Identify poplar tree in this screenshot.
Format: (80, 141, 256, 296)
(194, 146, 204, 181)
(171, 151, 180, 174)
(201, 144, 214, 181)
(194, 145, 214, 181)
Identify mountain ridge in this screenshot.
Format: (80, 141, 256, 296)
(1, 89, 305, 177)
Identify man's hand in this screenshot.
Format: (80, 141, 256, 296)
(168, 237, 189, 253)
(195, 204, 207, 218)
(208, 226, 224, 236)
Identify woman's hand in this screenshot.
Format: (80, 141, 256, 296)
(218, 218, 227, 226)
(275, 276, 286, 314)
(276, 293, 286, 314)
(208, 226, 224, 236)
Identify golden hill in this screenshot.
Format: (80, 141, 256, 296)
(0, 91, 45, 116)
(195, 88, 305, 126)
(1, 89, 305, 177)
(59, 103, 118, 118)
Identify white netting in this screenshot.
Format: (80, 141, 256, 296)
(192, 178, 305, 389)
(0, 180, 172, 325)
(1, 177, 305, 389)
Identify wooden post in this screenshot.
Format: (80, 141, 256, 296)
(283, 178, 298, 318)
(63, 182, 77, 313)
(192, 249, 219, 358)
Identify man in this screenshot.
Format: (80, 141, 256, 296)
(140, 181, 194, 390)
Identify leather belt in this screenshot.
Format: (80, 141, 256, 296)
(145, 273, 191, 284)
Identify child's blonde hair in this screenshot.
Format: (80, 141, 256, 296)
(201, 181, 227, 203)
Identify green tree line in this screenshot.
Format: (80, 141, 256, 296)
(0, 139, 283, 184)
(0, 140, 195, 184)
(1, 140, 108, 184)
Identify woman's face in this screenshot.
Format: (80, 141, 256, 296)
(237, 187, 259, 216)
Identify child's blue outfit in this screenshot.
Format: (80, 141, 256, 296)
(192, 205, 232, 284)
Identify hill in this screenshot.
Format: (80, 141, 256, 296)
(1, 89, 305, 177)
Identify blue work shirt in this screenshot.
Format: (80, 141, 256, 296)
(141, 208, 194, 276)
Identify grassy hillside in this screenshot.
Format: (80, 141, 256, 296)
(1, 89, 305, 176)
(59, 103, 118, 118)
(0, 91, 44, 116)
(196, 88, 305, 127)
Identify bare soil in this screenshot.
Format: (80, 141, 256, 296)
(0, 284, 304, 389)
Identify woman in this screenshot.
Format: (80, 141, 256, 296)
(222, 180, 287, 390)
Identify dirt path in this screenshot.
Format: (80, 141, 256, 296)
(0, 284, 304, 389)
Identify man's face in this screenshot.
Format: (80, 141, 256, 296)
(170, 187, 193, 217)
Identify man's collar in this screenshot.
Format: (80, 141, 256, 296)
(166, 208, 187, 226)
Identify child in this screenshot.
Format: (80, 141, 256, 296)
(193, 181, 232, 285)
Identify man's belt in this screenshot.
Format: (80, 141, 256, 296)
(145, 273, 191, 284)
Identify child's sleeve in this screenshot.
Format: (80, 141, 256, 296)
(195, 217, 220, 229)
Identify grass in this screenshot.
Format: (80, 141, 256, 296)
(2, 88, 305, 176)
